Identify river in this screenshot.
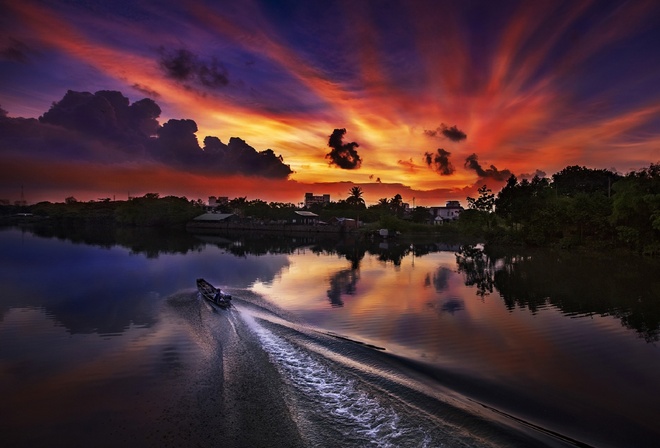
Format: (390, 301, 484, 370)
(1, 226, 659, 447)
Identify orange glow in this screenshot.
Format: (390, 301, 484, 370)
(2, 0, 659, 205)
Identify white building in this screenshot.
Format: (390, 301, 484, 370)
(429, 200, 464, 223)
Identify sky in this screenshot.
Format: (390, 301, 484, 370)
(1, 0, 660, 206)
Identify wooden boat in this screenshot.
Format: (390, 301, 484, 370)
(196, 278, 232, 308)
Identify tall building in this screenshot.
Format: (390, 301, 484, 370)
(304, 192, 330, 208)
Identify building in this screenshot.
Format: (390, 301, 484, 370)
(290, 210, 320, 225)
(429, 200, 464, 224)
(327, 217, 358, 229)
(192, 213, 238, 223)
(304, 192, 330, 208)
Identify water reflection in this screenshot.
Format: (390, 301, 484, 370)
(427, 266, 453, 291)
(440, 298, 465, 314)
(29, 222, 204, 258)
(0, 227, 289, 336)
(455, 244, 495, 297)
(327, 269, 360, 307)
(5, 225, 660, 342)
(456, 244, 660, 341)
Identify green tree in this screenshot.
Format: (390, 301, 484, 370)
(552, 165, 619, 197)
(410, 206, 431, 223)
(611, 163, 660, 252)
(466, 185, 495, 229)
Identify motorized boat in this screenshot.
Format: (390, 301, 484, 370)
(196, 278, 232, 308)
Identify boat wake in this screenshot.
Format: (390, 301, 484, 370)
(221, 290, 586, 448)
(242, 315, 470, 447)
(240, 309, 505, 448)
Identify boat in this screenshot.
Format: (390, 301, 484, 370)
(196, 278, 232, 308)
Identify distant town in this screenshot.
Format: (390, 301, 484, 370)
(2, 163, 659, 255)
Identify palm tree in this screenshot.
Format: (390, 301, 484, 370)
(346, 186, 365, 208)
(345, 186, 365, 228)
(390, 194, 403, 217)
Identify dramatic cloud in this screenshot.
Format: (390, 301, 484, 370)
(3, 89, 292, 179)
(151, 118, 201, 165)
(158, 48, 229, 89)
(424, 148, 455, 175)
(39, 90, 161, 149)
(424, 124, 467, 142)
(464, 153, 512, 181)
(0, 105, 7, 117)
(326, 128, 362, 169)
(203, 137, 294, 178)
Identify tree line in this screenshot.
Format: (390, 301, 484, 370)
(463, 163, 660, 255)
(3, 162, 659, 254)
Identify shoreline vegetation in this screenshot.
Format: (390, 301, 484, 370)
(2, 163, 659, 256)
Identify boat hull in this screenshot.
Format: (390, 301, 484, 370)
(196, 278, 232, 308)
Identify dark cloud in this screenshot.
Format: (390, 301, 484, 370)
(519, 169, 547, 180)
(0, 104, 7, 117)
(1, 38, 30, 62)
(442, 125, 467, 142)
(464, 153, 512, 181)
(326, 128, 362, 169)
(149, 121, 293, 178)
(424, 148, 455, 175)
(158, 48, 229, 89)
(39, 90, 161, 147)
(203, 137, 294, 178)
(424, 123, 467, 142)
(3, 89, 292, 179)
(151, 118, 201, 166)
(0, 115, 114, 162)
(131, 83, 160, 98)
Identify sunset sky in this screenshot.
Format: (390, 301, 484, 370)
(1, 0, 660, 206)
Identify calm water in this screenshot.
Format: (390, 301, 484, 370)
(1, 226, 659, 447)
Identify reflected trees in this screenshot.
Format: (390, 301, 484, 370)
(455, 244, 660, 341)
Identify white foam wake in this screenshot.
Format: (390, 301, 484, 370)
(241, 313, 445, 448)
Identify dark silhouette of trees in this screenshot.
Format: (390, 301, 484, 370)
(611, 163, 660, 254)
(489, 164, 659, 252)
(463, 185, 496, 231)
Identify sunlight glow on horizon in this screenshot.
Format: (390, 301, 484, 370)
(1, 0, 659, 205)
